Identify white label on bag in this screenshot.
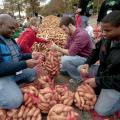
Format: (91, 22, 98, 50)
(16, 70, 23, 75)
(107, 10, 112, 14)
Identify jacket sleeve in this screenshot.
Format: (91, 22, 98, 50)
(85, 39, 102, 66)
(97, 1, 106, 23)
(96, 74, 120, 92)
(20, 53, 32, 60)
(0, 61, 27, 77)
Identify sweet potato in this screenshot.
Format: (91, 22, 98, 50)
(27, 107, 36, 116)
(84, 83, 95, 94)
(17, 106, 25, 118)
(23, 107, 30, 118)
(33, 108, 40, 117)
(36, 114, 42, 120)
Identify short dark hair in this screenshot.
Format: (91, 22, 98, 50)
(102, 10, 120, 27)
(60, 16, 75, 27)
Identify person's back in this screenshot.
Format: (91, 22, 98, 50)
(65, 27, 93, 57)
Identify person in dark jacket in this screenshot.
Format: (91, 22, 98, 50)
(77, 0, 91, 16)
(79, 11, 120, 117)
(0, 14, 41, 109)
(97, 0, 120, 24)
(77, 0, 93, 28)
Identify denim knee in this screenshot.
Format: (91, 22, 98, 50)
(1, 93, 23, 109)
(95, 104, 111, 116)
(62, 60, 69, 69)
(77, 65, 81, 72)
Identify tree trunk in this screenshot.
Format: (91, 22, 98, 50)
(18, 4, 21, 19)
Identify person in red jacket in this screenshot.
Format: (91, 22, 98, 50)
(17, 17, 47, 53)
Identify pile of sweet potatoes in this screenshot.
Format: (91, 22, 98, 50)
(74, 83, 97, 111)
(47, 104, 80, 120)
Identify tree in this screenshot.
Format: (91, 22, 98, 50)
(41, 0, 66, 15)
(25, 0, 48, 16)
(4, 0, 25, 19)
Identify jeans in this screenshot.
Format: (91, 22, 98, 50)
(61, 55, 86, 80)
(0, 68, 36, 109)
(95, 89, 120, 116)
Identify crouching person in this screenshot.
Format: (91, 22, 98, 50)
(79, 11, 120, 117)
(0, 14, 39, 109)
(51, 16, 93, 81)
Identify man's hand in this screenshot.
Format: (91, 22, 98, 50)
(80, 64, 89, 79)
(50, 42, 61, 52)
(32, 51, 42, 60)
(26, 59, 39, 68)
(84, 78, 96, 88)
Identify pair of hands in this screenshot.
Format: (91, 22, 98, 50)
(26, 52, 44, 68)
(49, 42, 61, 52)
(80, 64, 96, 88)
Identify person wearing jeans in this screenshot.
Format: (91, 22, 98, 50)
(50, 16, 93, 81)
(0, 14, 41, 109)
(0, 68, 36, 109)
(79, 11, 120, 117)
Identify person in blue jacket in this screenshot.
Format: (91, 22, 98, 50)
(0, 14, 40, 109)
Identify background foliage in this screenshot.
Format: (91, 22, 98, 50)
(0, 0, 104, 18)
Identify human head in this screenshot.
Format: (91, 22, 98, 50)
(0, 14, 17, 37)
(28, 17, 41, 32)
(101, 10, 120, 40)
(60, 16, 76, 35)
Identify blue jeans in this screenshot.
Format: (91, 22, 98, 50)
(0, 68, 36, 109)
(61, 55, 86, 80)
(95, 89, 120, 116)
